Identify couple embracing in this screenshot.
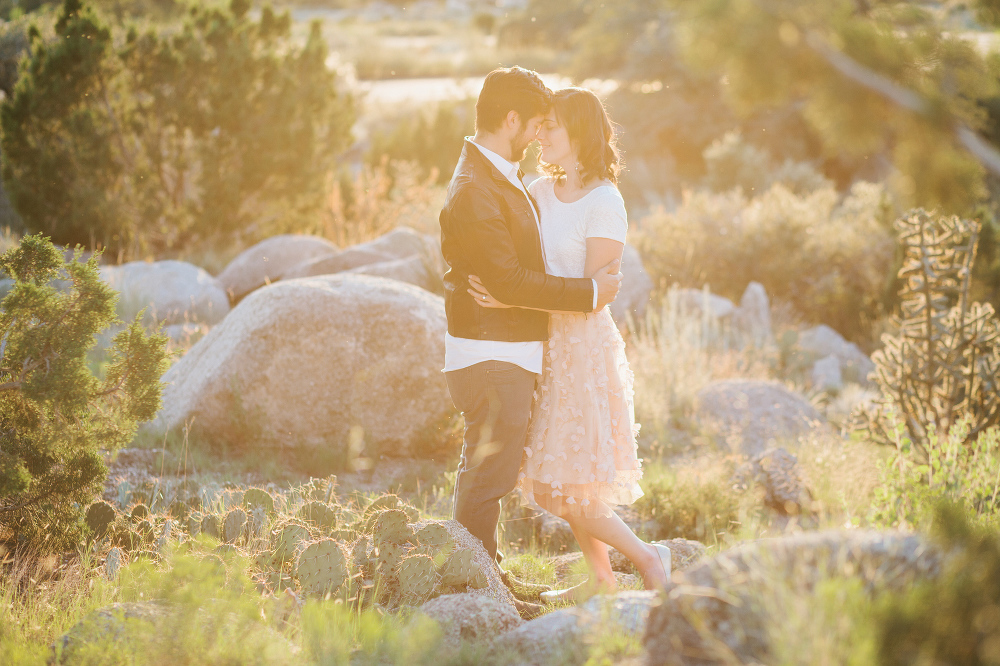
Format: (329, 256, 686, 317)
(439, 66, 670, 614)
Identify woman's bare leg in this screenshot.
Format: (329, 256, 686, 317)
(564, 503, 668, 590)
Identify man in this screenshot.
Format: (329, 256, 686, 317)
(439, 67, 622, 610)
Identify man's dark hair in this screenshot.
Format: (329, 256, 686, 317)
(475, 66, 552, 133)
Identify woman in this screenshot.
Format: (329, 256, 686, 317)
(468, 87, 670, 602)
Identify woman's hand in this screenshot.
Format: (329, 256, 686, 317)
(468, 274, 511, 308)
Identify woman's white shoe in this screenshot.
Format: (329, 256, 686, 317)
(653, 544, 672, 585)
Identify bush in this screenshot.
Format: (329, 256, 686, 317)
(633, 180, 898, 343)
(871, 419, 1000, 530)
(1, 0, 353, 258)
(367, 100, 475, 185)
(0, 234, 168, 551)
(875, 502, 1000, 666)
(703, 131, 831, 196)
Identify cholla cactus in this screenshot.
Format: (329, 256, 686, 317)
(295, 539, 350, 597)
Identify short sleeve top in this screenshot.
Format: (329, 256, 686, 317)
(528, 177, 628, 279)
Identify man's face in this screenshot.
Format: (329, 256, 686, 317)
(509, 113, 545, 163)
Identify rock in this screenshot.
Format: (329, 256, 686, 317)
(147, 274, 453, 458)
(643, 531, 942, 666)
(353, 226, 437, 260)
(345, 255, 438, 293)
(610, 244, 653, 326)
(216, 234, 338, 302)
(733, 281, 772, 346)
(434, 519, 518, 611)
(280, 247, 394, 280)
(675, 288, 736, 319)
(538, 511, 576, 553)
(735, 448, 813, 516)
(811, 353, 843, 391)
(693, 380, 826, 455)
(497, 591, 660, 665)
(52, 601, 168, 663)
(417, 593, 522, 650)
(797, 324, 875, 385)
(100, 260, 229, 326)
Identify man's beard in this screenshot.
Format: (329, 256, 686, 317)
(509, 126, 534, 163)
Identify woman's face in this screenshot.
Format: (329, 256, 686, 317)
(536, 110, 574, 168)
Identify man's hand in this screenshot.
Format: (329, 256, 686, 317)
(593, 258, 622, 311)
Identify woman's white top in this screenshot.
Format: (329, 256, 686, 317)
(529, 177, 628, 279)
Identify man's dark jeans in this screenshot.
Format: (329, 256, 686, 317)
(446, 360, 536, 561)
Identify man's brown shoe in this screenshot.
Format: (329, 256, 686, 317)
(498, 569, 553, 601)
(512, 597, 545, 620)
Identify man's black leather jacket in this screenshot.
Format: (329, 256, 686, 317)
(439, 140, 594, 342)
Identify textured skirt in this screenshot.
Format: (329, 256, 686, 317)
(517, 308, 643, 518)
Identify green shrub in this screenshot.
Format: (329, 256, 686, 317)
(0, 234, 168, 551)
(875, 502, 1000, 666)
(1, 0, 353, 258)
(871, 418, 1000, 531)
(703, 131, 831, 195)
(633, 180, 897, 343)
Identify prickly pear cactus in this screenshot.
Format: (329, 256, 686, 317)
(136, 519, 154, 544)
(374, 542, 405, 577)
(352, 535, 373, 574)
(414, 523, 453, 550)
(295, 539, 350, 597)
(130, 503, 150, 522)
(222, 508, 247, 544)
(297, 501, 338, 530)
(243, 488, 275, 514)
(156, 520, 173, 551)
(273, 522, 312, 562)
(247, 507, 268, 540)
(364, 494, 399, 517)
(85, 501, 117, 540)
(396, 554, 438, 604)
(329, 528, 356, 543)
(201, 514, 221, 539)
(105, 547, 123, 580)
(187, 513, 202, 538)
(372, 510, 413, 546)
(439, 548, 486, 589)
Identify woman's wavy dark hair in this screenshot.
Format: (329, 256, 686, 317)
(540, 87, 621, 185)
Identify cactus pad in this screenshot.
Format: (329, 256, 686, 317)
(273, 523, 311, 562)
(201, 514, 221, 539)
(136, 519, 154, 544)
(439, 548, 487, 589)
(243, 488, 275, 514)
(222, 508, 247, 544)
(364, 494, 400, 516)
(187, 513, 202, 537)
(85, 501, 117, 539)
(296, 501, 338, 529)
(414, 523, 453, 550)
(295, 539, 350, 597)
(129, 503, 150, 522)
(372, 510, 413, 546)
(396, 554, 438, 603)
(374, 542, 405, 576)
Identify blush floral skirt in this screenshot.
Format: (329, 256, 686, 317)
(517, 307, 643, 519)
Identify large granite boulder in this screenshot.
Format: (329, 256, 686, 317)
(732, 281, 772, 346)
(693, 380, 826, 455)
(417, 593, 522, 650)
(644, 531, 941, 666)
(352, 226, 437, 260)
(279, 247, 394, 280)
(217, 234, 338, 302)
(497, 591, 660, 665)
(148, 274, 453, 457)
(610, 244, 654, 326)
(345, 255, 438, 293)
(100, 260, 229, 326)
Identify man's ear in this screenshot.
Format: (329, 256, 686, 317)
(505, 109, 521, 131)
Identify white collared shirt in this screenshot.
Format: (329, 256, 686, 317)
(443, 139, 595, 374)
